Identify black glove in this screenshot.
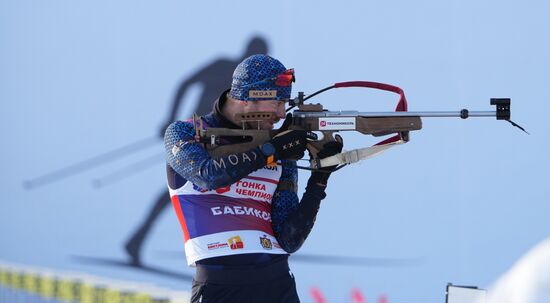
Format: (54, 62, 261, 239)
(267, 113, 308, 161)
(308, 135, 344, 186)
(270, 129, 308, 160)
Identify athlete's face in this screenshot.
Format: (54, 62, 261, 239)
(242, 100, 286, 130)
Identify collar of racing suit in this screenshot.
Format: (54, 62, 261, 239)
(210, 89, 241, 129)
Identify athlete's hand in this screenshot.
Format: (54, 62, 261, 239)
(315, 134, 344, 172)
(270, 129, 308, 160)
(269, 113, 316, 161)
(309, 135, 344, 186)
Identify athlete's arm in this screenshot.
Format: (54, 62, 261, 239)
(164, 120, 267, 190)
(271, 161, 328, 253)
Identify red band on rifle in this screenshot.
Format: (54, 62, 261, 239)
(334, 81, 408, 112)
(334, 81, 409, 145)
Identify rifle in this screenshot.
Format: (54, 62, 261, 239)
(193, 81, 527, 170)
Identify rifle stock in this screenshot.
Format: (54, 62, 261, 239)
(200, 128, 273, 158)
(356, 116, 422, 136)
(200, 113, 423, 158)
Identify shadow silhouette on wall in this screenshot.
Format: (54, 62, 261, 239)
(124, 36, 269, 266)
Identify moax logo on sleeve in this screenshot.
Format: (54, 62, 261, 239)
(213, 152, 259, 170)
(249, 90, 277, 98)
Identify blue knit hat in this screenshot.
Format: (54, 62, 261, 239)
(229, 54, 294, 101)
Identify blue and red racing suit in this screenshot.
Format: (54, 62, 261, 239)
(164, 92, 328, 267)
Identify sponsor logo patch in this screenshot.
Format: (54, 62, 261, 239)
(211, 205, 272, 222)
(249, 90, 277, 98)
(318, 117, 356, 130)
(260, 235, 272, 250)
(207, 242, 229, 250)
(228, 236, 244, 250)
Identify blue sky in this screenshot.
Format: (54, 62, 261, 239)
(1, 1, 549, 302)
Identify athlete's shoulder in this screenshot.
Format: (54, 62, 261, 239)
(165, 120, 195, 140)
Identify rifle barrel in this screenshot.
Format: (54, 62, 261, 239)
(294, 110, 497, 118)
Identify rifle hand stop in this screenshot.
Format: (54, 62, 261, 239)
(491, 98, 529, 134)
